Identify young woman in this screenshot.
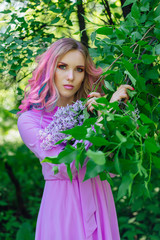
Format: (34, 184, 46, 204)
(18, 38, 133, 240)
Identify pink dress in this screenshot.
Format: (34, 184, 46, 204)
(17, 108, 120, 240)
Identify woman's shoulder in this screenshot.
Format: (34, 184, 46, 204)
(17, 107, 56, 129)
(17, 109, 43, 127)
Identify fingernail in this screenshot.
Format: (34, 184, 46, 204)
(87, 94, 90, 98)
(132, 87, 135, 90)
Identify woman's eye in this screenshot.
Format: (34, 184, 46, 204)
(77, 68, 84, 72)
(58, 64, 66, 70)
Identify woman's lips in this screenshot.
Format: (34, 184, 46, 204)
(64, 85, 74, 90)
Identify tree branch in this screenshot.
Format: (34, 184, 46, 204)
(103, 25, 155, 74)
(102, 0, 114, 25)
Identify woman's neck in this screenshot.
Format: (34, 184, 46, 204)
(56, 96, 76, 107)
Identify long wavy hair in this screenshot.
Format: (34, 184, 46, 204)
(19, 38, 103, 113)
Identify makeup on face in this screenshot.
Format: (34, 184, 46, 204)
(57, 62, 85, 73)
(54, 50, 85, 107)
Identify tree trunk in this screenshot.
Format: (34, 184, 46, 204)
(120, 0, 132, 19)
(76, 0, 89, 48)
(5, 162, 30, 218)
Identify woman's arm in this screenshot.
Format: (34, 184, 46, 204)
(17, 111, 63, 161)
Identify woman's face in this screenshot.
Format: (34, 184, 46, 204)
(54, 50, 85, 107)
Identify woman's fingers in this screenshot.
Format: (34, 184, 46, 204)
(86, 92, 101, 112)
(118, 84, 134, 91)
(85, 85, 134, 111)
(110, 84, 134, 103)
(87, 92, 101, 98)
(86, 98, 98, 112)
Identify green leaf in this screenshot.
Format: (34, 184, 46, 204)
(154, 27, 160, 41)
(83, 117, 97, 127)
(124, 70, 136, 86)
(116, 28, 126, 39)
(145, 69, 159, 79)
(6, 36, 14, 44)
(86, 137, 110, 147)
(75, 152, 80, 171)
(155, 44, 160, 55)
(154, 15, 160, 23)
(83, 108, 90, 121)
(138, 163, 148, 178)
(0, 56, 5, 61)
(96, 97, 109, 105)
(137, 40, 148, 46)
(153, 156, 160, 168)
(116, 130, 127, 143)
(122, 46, 137, 58)
(140, 2, 149, 11)
(131, 3, 140, 24)
(9, 109, 19, 114)
(81, 14, 92, 23)
(137, 125, 149, 137)
(117, 173, 133, 200)
(140, 114, 154, 124)
(141, 54, 157, 64)
(51, 17, 60, 24)
(62, 125, 87, 140)
(43, 146, 79, 165)
(154, 3, 160, 17)
(96, 27, 113, 35)
(145, 138, 160, 153)
(16, 222, 33, 240)
(84, 160, 106, 181)
(127, 89, 137, 98)
(114, 150, 121, 175)
(66, 163, 73, 182)
(52, 165, 59, 174)
(42, 156, 58, 164)
(77, 149, 86, 167)
(58, 148, 78, 164)
(99, 172, 113, 186)
(43, 0, 51, 3)
(50, 8, 61, 13)
(132, 32, 143, 42)
(104, 81, 115, 92)
(9, 70, 16, 76)
(86, 149, 106, 165)
(91, 31, 96, 43)
(123, 0, 135, 7)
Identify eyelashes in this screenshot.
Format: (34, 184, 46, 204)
(57, 64, 84, 72)
(77, 67, 84, 72)
(58, 64, 66, 70)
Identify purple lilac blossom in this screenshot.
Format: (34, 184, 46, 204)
(39, 100, 85, 150)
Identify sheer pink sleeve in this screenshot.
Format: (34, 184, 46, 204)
(17, 111, 63, 161)
(17, 110, 78, 179)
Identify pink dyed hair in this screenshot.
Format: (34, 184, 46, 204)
(19, 38, 103, 113)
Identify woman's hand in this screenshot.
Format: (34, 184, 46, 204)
(110, 84, 134, 103)
(85, 92, 101, 113)
(85, 84, 134, 113)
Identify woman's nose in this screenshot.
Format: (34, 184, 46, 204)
(67, 69, 74, 81)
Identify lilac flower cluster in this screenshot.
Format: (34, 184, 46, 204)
(39, 100, 85, 150)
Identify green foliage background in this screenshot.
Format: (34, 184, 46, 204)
(0, 0, 160, 239)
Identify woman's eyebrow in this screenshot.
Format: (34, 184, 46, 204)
(58, 61, 85, 68)
(58, 61, 67, 65)
(77, 65, 85, 68)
